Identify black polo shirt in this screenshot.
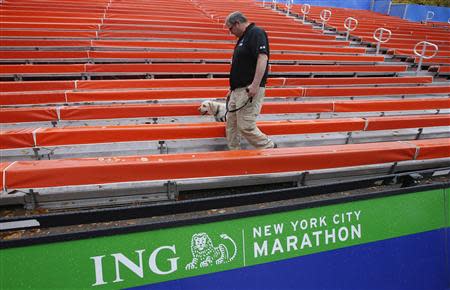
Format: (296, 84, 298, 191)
(229, 23, 270, 90)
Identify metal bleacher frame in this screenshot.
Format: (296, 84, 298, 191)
(0, 0, 449, 210)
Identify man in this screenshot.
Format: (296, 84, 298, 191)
(225, 11, 276, 150)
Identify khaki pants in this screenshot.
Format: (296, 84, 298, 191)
(226, 87, 274, 150)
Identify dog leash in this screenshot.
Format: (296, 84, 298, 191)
(226, 88, 253, 114)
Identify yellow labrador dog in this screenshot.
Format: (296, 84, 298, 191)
(198, 100, 227, 122)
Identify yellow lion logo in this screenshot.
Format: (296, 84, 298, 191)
(185, 232, 237, 270)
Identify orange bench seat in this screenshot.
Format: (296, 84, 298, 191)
(1, 138, 448, 190)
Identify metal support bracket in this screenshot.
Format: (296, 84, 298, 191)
(158, 140, 168, 154)
(415, 128, 423, 140)
(32, 147, 41, 160)
(297, 171, 309, 187)
(388, 162, 398, 175)
(24, 189, 38, 210)
(166, 181, 179, 200)
(345, 132, 353, 144)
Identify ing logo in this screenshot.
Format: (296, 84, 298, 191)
(185, 232, 237, 270)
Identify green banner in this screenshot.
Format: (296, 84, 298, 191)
(0, 188, 447, 289)
(446, 187, 450, 227)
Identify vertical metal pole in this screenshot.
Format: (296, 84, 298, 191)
(370, 0, 375, 11)
(376, 30, 383, 54)
(387, 1, 392, 15)
(402, 4, 408, 19)
(416, 43, 427, 73)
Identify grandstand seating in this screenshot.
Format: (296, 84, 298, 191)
(0, 0, 448, 207)
(0, 76, 435, 92)
(1, 114, 448, 151)
(2, 85, 449, 106)
(1, 138, 449, 191)
(1, 63, 410, 80)
(2, 98, 448, 124)
(286, 4, 450, 72)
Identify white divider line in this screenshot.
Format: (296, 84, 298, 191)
(32, 128, 42, 147)
(413, 147, 420, 160)
(398, 141, 420, 160)
(241, 229, 246, 266)
(64, 91, 68, 103)
(56, 106, 62, 121)
(301, 87, 306, 97)
(331, 100, 336, 113)
(2, 161, 17, 193)
(363, 118, 369, 131)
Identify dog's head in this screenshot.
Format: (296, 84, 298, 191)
(198, 100, 226, 122)
(198, 100, 215, 116)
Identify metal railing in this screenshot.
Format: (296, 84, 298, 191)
(373, 27, 392, 54)
(285, 0, 293, 16)
(344, 17, 358, 41)
(414, 41, 439, 73)
(320, 9, 332, 31)
(301, 4, 310, 23)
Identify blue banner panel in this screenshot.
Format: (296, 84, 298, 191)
(390, 3, 408, 19)
(405, 4, 450, 23)
(294, 0, 371, 10)
(373, 0, 391, 14)
(130, 229, 448, 290)
(290, 1, 449, 23)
